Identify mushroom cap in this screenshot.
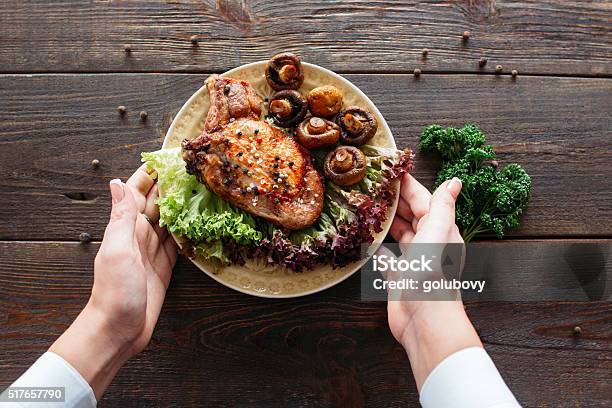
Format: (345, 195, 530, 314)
(335, 106, 378, 146)
(265, 53, 305, 91)
(268, 90, 308, 127)
(307, 85, 344, 118)
(296, 116, 341, 150)
(324, 146, 367, 186)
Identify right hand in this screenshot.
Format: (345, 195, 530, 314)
(387, 174, 464, 346)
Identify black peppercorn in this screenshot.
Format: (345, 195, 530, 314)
(462, 31, 471, 41)
(237, 131, 242, 136)
(224, 84, 231, 94)
(238, 152, 243, 156)
(233, 164, 239, 169)
(288, 161, 294, 167)
(254, 129, 259, 134)
(478, 57, 487, 68)
(413, 68, 421, 77)
(79, 232, 92, 243)
(273, 163, 279, 168)
(274, 155, 280, 161)
(140, 110, 148, 121)
(242, 169, 248, 174)
(91, 159, 100, 168)
(117, 105, 127, 115)
(572, 326, 582, 335)
(511, 69, 518, 78)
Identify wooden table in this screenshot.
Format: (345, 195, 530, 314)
(1, 1, 611, 406)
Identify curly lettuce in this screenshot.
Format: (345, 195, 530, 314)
(142, 148, 261, 264)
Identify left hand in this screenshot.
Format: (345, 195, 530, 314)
(50, 165, 178, 399)
(89, 165, 178, 355)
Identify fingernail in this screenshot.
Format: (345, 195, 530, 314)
(109, 179, 124, 203)
(446, 177, 462, 198)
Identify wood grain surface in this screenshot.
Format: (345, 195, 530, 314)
(0, 73, 610, 240)
(1, 1, 611, 407)
(0, 241, 610, 407)
(1, 1, 610, 75)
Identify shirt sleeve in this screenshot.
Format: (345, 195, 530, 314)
(1, 351, 96, 408)
(420, 346, 521, 408)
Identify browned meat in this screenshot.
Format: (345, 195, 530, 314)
(182, 75, 324, 230)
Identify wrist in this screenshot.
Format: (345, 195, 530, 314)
(398, 301, 482, 390)
(49, 302, 132, 400)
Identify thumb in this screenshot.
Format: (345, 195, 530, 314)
(428, 177, 462, 230)
(103, 179, 138, 244)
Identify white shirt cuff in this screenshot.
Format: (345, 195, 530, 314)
(1, 351, 96, 408)
(420, 346, 520, 408)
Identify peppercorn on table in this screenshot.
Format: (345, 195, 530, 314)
(0, 1, 611, 407)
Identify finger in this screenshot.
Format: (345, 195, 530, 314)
(143, 184, 160, 223)
(390, 216, 412, 242)
(397, 197, 413, 221)
(102, 179, 138, 250)
(127, 164, 156, 198)
(154, 223, 168, 242)
(428, 177, 462, 229)
(163, 235, 179, 267)
(400, 174, 432, 219)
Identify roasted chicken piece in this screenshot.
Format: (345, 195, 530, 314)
(182, 75, 324, 230)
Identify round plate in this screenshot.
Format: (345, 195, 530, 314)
(162, 61, 399, 298)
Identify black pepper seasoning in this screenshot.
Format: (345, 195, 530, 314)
(190, 35, 198, 46)
(79, 232, 92, 243)
(242, 169, 248, 174)
(273, 163, 279, 168)
(288, 161, 294, 167)
(254, 129, 259, 134)
(413, 68, 421, 77)
(224, 84, 231, 94)
(572, 326, 582, 335)
(91, 159, 100, 168)
(238, 151, 243, 156)
(511, 69, 518, 78)
(462, 31, 471, 41)
(478, 57, 488, 68)
(117, 105, 127, 115)
(140, 110, 148, 121)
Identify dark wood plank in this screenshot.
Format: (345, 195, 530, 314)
(0, 241, 610, 407)
(0, 73, 610, 240)
(1, 1, 610, 75)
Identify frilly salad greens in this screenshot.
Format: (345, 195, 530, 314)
(142, 145, 413, 271)
(420, 124, 531, 242)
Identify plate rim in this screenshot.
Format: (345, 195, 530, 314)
(162, 60, 399, 298)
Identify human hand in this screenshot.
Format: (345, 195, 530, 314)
(50, 165, 178, 399)
(385, 175, 479, 389)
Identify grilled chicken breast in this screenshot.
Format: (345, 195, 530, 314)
(182, 75, 324, 230)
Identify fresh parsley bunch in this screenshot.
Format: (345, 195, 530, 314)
(420, 124, 531, 242)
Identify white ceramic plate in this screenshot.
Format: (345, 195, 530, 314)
(162, 61, 399, 298)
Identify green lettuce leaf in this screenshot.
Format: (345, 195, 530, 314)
(141, 148, 262, 263)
